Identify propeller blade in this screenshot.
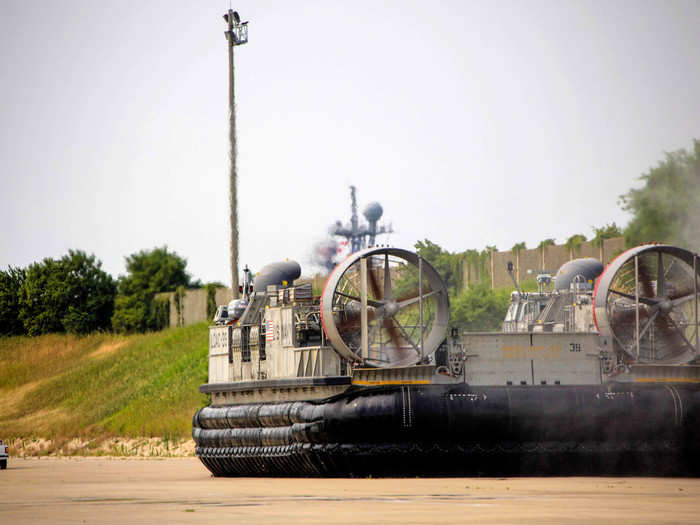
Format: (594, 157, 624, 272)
(662, 313, 696, 353)
(383, 318, 420, 366)
(383, 253, 392, 301)
(608, 288, 658, 306)
(384, 317, 401, 348)
(654, 313, 686, 359)
(636, 255, 656, 299)
(657, 251, 666, 298)
(669, 285, 695, 301)
(337, 307, 376, 333)
(395, 286, 433, 304)
(397, 289, 441, 308)
(367, 258, 382, 300)
(671, 292, 698, 307)
(334, 291, 383, 308)
(611, 306, 650, 328)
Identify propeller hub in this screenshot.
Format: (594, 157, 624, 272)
(659, 298, 673, 313)
(383, 301, 399, 318)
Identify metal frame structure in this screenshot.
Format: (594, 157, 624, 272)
(594, 244, 700, 365)
(320, 247, 450, 367)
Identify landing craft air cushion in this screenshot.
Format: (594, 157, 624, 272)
(192, 244, 700, 476)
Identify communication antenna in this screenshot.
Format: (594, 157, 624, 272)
(329, 187, 393, 256)
(223, 9, 249, 298)
(350, 186, 360, 252)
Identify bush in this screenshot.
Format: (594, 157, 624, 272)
(450, 284, 511, 332)
(17, 251, 116, 335)
(112, 247, 193, 333)
(0, 266, 26, 335)
(111, 292, 149, 333)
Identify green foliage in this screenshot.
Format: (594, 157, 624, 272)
(463, 250, 477, 283)
(0, 323, 209, 439)
(621, 139, 700, 249)
(112, 247, 192, 333)
(403, 240, 514, 332)
(17, 251, 116, 335)
(414, 240, 457, 292)
(537, 238, 555, 252)
(173, 285, 186, 327)
(112, 293, 149, 333)
(462, 248, 494, 287)
(413, 239, 466, 294)
(0, 267, 26, 336)
(393, 239, 477, 302)
(204, 283, 222, 320)
(536, 238, 556, 269)
(564, 234, 587, 258)
(591, 222, 622, 248)
(152, 297, 171, 330)
(19, 258, 64, 334)
(117, 246, 190, 296)
(511, 241, 526, 254)
(450, 284, 511, 332)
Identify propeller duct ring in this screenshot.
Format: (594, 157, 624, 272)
(320, 247, 450, 367)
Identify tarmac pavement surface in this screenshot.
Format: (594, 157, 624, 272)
(1, 457, 699, 524)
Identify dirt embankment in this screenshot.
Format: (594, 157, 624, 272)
(5, 436, 195, 457)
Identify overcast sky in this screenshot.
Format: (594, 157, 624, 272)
(1, 0, 699, 284)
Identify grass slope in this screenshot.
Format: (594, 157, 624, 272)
(0, 323, 209, 441)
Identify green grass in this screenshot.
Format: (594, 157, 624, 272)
(0, 323, 209, 440)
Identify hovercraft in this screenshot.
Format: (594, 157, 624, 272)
(193, 245, 700, 476)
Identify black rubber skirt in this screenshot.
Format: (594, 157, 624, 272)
(192, 383, 700, 477)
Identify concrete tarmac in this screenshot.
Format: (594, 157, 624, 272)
(1, 457, 699, 524)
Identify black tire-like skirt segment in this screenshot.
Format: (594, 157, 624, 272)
(193, 383, 700, 476)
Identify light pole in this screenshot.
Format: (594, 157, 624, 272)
(224, 9, 248, 298)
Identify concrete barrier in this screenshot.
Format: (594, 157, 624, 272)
(462, 237, 625, 290)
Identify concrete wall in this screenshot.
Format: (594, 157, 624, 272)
(159, 287, 233, 328)
(462, 237, 625, 290)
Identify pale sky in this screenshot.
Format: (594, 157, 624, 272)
(2, 0, 699, 284)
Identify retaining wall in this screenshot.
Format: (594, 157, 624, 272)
(462, 237, 625, 289)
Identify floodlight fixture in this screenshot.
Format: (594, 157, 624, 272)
(224, 8, 248, 47)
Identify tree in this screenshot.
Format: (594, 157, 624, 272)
(112, 292, 149, 334)
(621, 139, 700, 250)
(18, 251, 116, 335)
(117, 247, 190, 297)
(564, 234, 587, 260)
(413, 240, 462, 294)
(111, 247, 193, 333)
(0, 266, 26, 336)
(450, 284, 511, 331)
(591, 223, 622, 261)
(537, 238, 555, 271)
